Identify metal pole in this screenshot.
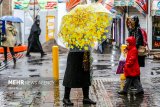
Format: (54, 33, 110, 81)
(0, 0, 2, 17)
(33, 0, 35, 19)
(52, 46, 59, 81)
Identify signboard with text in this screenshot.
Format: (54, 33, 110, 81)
(114, 0, 135, 6)
(13, 0, 57, 10)
(153, 41, 160, 49)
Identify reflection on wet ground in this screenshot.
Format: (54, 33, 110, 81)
(93, 65, 111, 70)
(0, 47, 160, 106)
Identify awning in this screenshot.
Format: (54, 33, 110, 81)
(66, 0, 81, 11)
(105, 0, 148, 16)
(151, 0, 160, 16)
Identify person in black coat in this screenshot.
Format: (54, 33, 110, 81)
(26, 16, 46, 57)
(62, 50, 96, 106)
(126, 15, 145, 67)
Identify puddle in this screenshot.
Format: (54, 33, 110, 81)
(29, 62, 43, 65)
(152, 67, 160, 70)
(29, 75, 40, 77)
(28, 69, 37, 72)
(117, 95, 144, 107)
(97, 60, 109, 62)
(27, 58, 50, 63)
(156, 71, 160, 75)
(93, 65, 111, 70)
(151, 77, 160, 83)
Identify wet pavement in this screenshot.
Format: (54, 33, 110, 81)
(0, 47, 160, 107)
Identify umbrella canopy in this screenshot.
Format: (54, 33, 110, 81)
(0, 16, 23, 23)
(59, 3, 113, 50)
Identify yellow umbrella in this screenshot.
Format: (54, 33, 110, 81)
(59, 3, 113, 50)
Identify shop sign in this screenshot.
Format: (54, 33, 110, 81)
(114, 0, 135, 7)
(0, 20, 5, 34)
(153, 41, 160, 48)
(120, 1, 125, 6)
(128, 1, 134, 6)
(58, 0, 69, 3)
(13, 0, 57, 10)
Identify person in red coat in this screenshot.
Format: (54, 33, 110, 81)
(118, 36, 144, 95)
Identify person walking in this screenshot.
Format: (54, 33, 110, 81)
(26, 16, 46, 57)
(118, 36, 144, 95)
(62, 49, 96, 106)
(1, 21, 17, 65)
(126, 15, 145, 67)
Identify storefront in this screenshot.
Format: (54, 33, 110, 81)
(152, 0, 160, 49)
(111, 13, 124, 47)
(110, 0, 147, 46)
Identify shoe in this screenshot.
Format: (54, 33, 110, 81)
(83, 98, 96, 105)
(26, 54, 31, 57)
(135, 91, 144, 95)
(13, 58, 16, 64)
(41, 53, 47, 58)
(63, 98, 74, 106)
(118, 91, 127, 95)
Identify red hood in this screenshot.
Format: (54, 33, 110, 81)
(126, 36, 136, 49)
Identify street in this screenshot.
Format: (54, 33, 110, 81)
(0, 46, 160, 107)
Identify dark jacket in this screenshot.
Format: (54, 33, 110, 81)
(27, 22, 43, 53)
(63, 51, 91, 88)
(124, 37, 140, 77)
(129, 28, 144, 49)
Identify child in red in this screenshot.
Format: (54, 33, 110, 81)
(118, 36, 144, 95)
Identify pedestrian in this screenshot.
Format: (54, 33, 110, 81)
(62, 49, 96, 106)
(126, 15, 145, 67)
(1, 21, 17, 65)
(26, 16, 46, 57)
(118, 36, 144, 95)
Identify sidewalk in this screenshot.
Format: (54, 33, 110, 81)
(0, 48, 160, 106)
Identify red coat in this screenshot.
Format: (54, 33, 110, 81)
(124, 36, 140, 77)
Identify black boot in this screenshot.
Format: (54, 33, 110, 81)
(135, 91, 144, 95)
(118, 91, 127, 95)
(63, 98, 74, 106)
(63, 87, 73, 106)
(83, 98, 96, 105)
(82, 87, 96, 105)
(26, 52, 31, 57)
(13, 57, 16, 64)
(41, 52, 47, 58)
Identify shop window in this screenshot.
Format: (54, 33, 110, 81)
(152, 16, 160, 49)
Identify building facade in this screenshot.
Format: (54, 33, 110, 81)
(0, 0, 12, 17)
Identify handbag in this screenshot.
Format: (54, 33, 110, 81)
(138, 46, 147, 56)
(116, 60, 125, 74)
(116, 53, 126, 74)
(1, 36, 6, 42)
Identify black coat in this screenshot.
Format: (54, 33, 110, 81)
(129, 28, 145, 67)
(63, 51, 91, 88)
(27, 23, 43, 53)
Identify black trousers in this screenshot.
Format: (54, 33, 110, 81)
(123, 76, 143, 93)
(3, 47, 15, 61)
(64, 87, 89, 99)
